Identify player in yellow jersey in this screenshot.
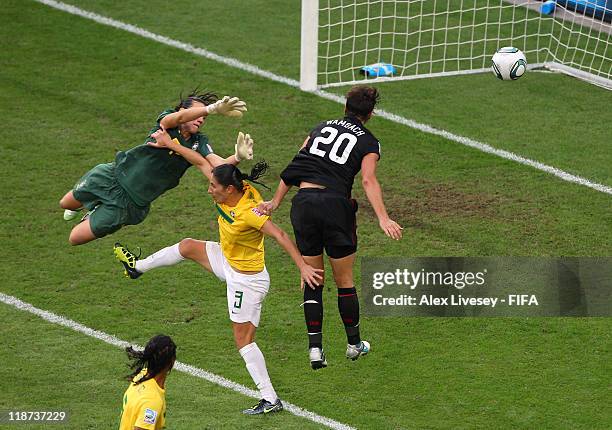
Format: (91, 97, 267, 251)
(119, 335, 176, 430)
(114, 129, 322, 415)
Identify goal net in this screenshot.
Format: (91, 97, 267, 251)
(300, 0, 612, 90)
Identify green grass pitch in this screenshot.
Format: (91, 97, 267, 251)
(1, 1, 610, 429)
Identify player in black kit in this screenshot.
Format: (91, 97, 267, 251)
(258, 86, 402, 369)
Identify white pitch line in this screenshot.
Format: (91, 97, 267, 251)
(0, 292, 356, 430)
(34, 0, 612, 197)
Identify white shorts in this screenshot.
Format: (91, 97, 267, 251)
(205, 241, 270, 327)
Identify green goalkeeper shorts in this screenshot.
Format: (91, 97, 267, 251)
(72, 163, 150, 238)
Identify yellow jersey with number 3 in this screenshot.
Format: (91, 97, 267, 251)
(215, 183, 269, 272)
(119, 370, 166, 430)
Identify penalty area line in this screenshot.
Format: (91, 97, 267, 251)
(33, 0, 612, 196)
(0, 292, 357, 430)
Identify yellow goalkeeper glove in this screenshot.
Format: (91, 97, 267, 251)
(207, 96, 247, 118)
(235, 132, 254, 162)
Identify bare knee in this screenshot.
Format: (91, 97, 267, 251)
(60, 191, 81, 210)
(334, 274, 354, 289)
(68, 232, 83, 246)
(179, 238, 199, 259)
(329, 254, 355, 288)
(233, 323, 256, 350)
(235, 333, 255, 350)
(69, 230, 92, 246)
(59, 195, 71, 209)
(68, 221, 96, 246)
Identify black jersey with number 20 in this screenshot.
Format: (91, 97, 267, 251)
(280, 115, 380, 197)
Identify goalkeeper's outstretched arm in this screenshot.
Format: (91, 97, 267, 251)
(148, 129, 213, 179)
(160, 96, 247, 129)
(160, 105, 208, 130)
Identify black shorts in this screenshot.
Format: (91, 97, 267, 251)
(290, 188, 358, 259)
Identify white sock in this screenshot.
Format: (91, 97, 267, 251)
(239, 343, 277, 403)
(135, 243, 185, 273)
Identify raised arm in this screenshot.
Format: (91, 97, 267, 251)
(361, 153, 403, 240)
(149, 129, 213, 179)
(160, 105, 208, 130)
(159, 96, 247, 129)
(260, 220, 322, 288)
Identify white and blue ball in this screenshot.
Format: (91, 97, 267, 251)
(491, 47, 527, 81)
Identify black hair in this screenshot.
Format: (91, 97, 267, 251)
(212, 161, 270, 192)
(345, 85, 380, 119)
(174, 88, 218, 111)
(125, 334, 177, 384)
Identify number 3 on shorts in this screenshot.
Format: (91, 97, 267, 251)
(233, 291, 244, 310)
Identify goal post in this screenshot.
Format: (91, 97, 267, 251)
(300, 0, 612, 90)
(301, 0, 319, 91)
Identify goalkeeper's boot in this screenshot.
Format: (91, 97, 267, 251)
(346, 340, 370, 361)
(63, 208, 82, 221)
(242, 398, 283, 415)
(309, 347, 328, 370)
(113, 242, 142, 279)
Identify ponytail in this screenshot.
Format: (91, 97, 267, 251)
(213, 161, 270, 192)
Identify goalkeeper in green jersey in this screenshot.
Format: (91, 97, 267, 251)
(59, 90, 253, 245)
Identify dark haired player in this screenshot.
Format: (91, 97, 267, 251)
(59, 91, 251, 245)
(259, 85, 402, 369)
(119, 334, 177, 430)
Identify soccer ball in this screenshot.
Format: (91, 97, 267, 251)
(491, 47, 527, 80)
